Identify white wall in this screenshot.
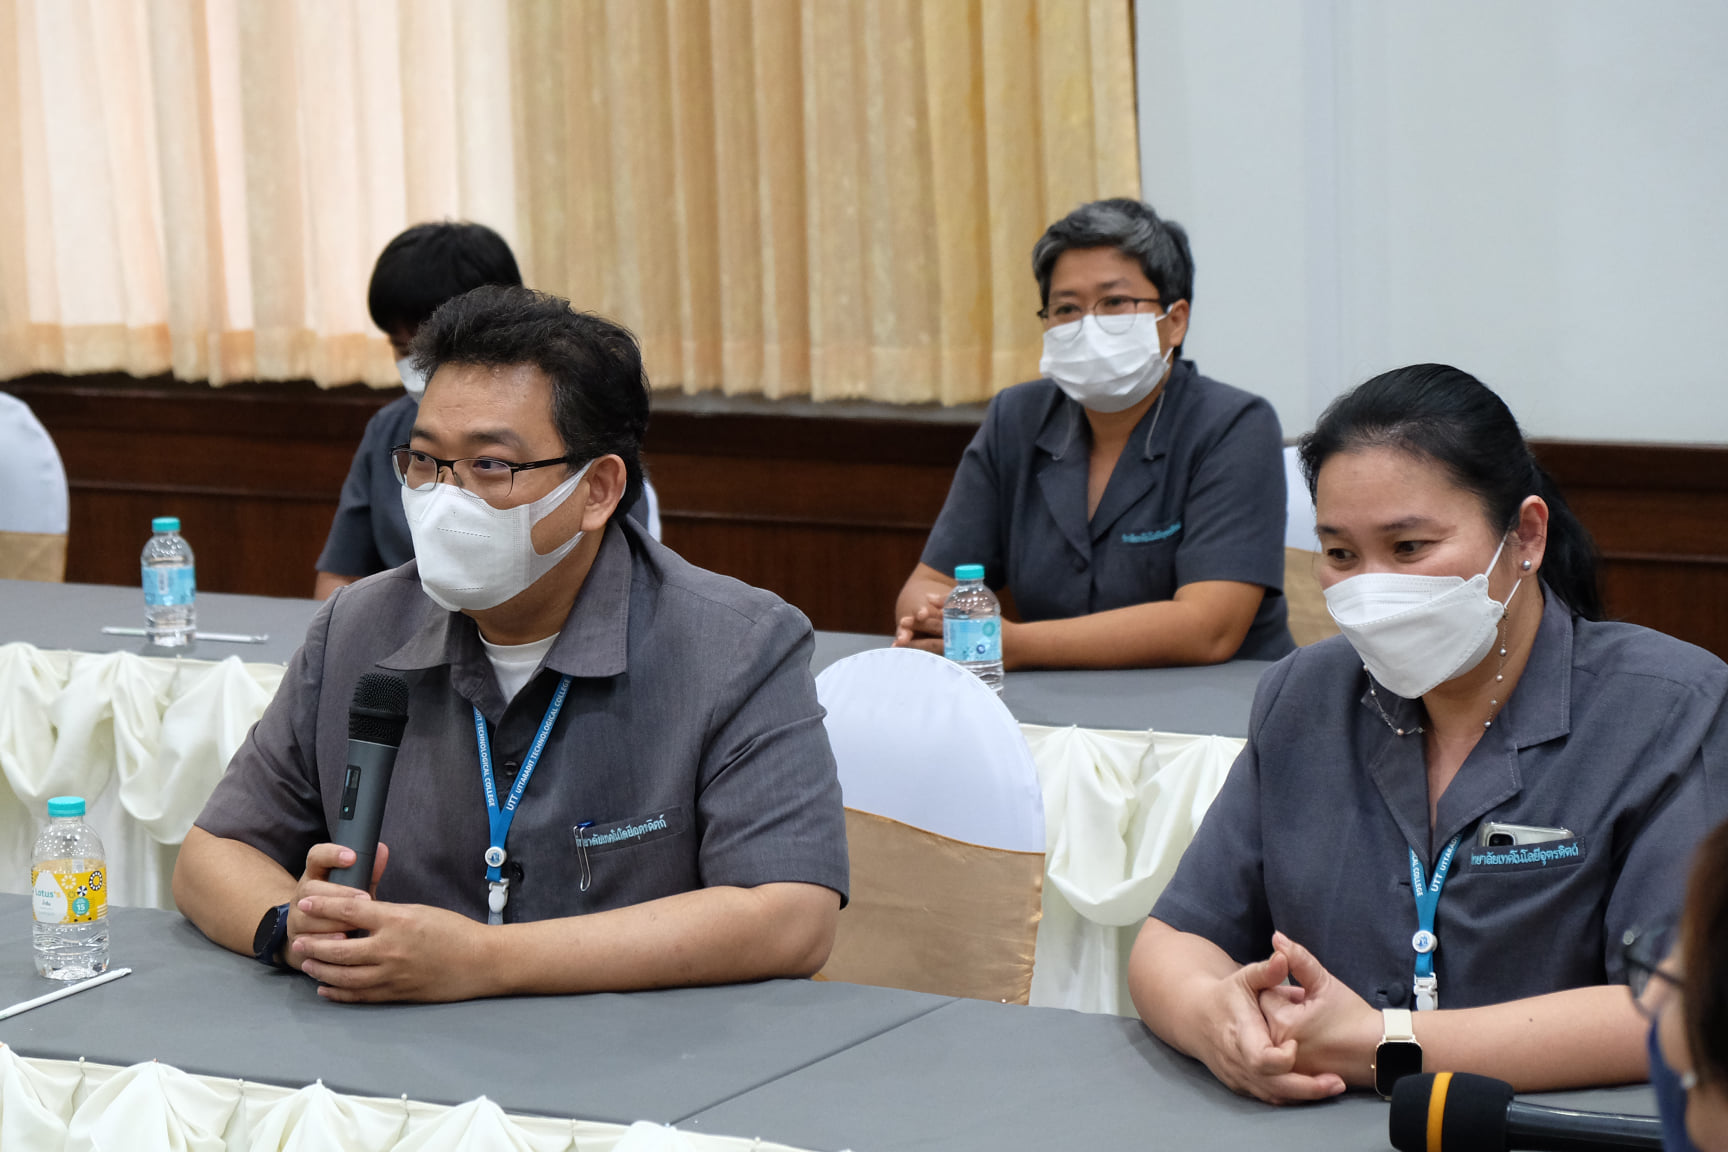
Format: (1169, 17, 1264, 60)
(1136, 0, 1728, 443)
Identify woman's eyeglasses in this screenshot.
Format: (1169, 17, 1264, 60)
(1621, 925, 1685, 1018)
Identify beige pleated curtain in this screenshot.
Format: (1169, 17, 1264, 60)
(0, 0, 1139, 405)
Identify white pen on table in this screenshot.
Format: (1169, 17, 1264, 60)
(100, 627, 269, 644)
(0, 967, 132, 1021)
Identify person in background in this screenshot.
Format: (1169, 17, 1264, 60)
(176, 287, 846, 1002)
(314, 222, 524, 600)
(893, 198, 1293, 668)
(1630, 817, 1728, 1152)
(1130, 364, 1727, 1103)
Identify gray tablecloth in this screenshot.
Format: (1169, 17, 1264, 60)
(0, 900, 1656, 1151)
(7, 582, 1269, 736)
(0, 579, 318, 666)
(0, 900, 947, 1125)
(687, 996, 1659, 1152)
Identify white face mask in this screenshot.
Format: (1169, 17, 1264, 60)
(397, 357, 428, 401)
(401, 460, 592, 612)
(1324, 538, 1524, 700)
(1038, 312, 1172, 414)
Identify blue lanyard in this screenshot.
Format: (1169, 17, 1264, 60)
(1407, 834, 1461, 1010)
(473, 674, 572, 923)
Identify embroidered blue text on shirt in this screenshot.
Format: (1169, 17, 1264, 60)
(1121, 521, 1181, 545)
(579, 815, 670, 848)
(1469, 842, 1580, 868)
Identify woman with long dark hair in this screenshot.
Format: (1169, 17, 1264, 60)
(1128, 364, 1728, 1103)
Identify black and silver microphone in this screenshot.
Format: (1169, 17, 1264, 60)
(1390, 1072, 1664, 1152)
(327, 673, 410, 890)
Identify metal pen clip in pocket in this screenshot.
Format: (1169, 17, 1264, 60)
(575, 821, 594, 892)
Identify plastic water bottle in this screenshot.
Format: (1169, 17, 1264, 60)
(141, 516, 196, 647)
(942, 564, 1004, 692)
(32, 796, 109, 981)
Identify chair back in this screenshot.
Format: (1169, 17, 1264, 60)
(0, 395, 69, 582)
(815, 647, 1044, 1003)
(1282, 445, 1337, 645)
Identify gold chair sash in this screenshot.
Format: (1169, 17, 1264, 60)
(0, 531, 67, 582)
(1284, 546, 1339, 647)
(820, 809, 1043, 1005)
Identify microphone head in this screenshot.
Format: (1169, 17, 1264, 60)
(1390, 1072, 1514, 1152)
(348, 673, 410, 745)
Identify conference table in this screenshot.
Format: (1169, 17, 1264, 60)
(0, 579, 1269, 732)
(0, 897, 1658, 1151)
(0, 582, 1666, 1148)
(0, 579, 1266, 1017)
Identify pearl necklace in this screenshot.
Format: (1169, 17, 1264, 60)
(1367, 615, 1510, 737)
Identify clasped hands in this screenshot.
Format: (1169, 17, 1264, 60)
(283, 842, 492, 1003)
(1201, 931, 1384, 1105)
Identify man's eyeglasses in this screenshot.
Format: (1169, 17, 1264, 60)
(1622, 925, 1685, 1018)
(390, 445, 574, 501)
(1037, 295, 1166, 342)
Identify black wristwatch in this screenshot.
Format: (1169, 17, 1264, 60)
(252, 902, 292, 969)
(1373, 1008, 1423, 1098)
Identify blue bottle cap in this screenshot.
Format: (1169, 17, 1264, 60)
(152, 516, 181, 533)
(47, 796, 86, 818)
(954, 564, 985, 581)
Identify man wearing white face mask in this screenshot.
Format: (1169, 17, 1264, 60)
(314, 222, 526, 600)
(894, 198, 1293, 668)
(176, 287, 849, 1003)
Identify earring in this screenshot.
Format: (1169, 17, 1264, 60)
(1521, 560, 1532, 571)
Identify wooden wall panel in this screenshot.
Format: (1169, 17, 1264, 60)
(4, 375, 386, 599)
(1534, 440, 1728, 659)
(4, 375, 1726, 659)
(660, 518, 931, 636)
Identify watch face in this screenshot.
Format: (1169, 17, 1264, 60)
(1375, 1041, 1424, 1098)
(253, 904, 284, 957)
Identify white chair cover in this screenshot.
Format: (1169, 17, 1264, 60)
(1283, 444, 1315, 549)
(815, 648, 1043, 852)
(0, 394, 69, 535)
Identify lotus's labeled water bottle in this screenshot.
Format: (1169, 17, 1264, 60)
(942, 564, 1004, 692)
(32, 796, 109, 981)
(141, 516, 195, 647)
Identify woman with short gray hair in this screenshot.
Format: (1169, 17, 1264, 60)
(894, 198, 1294, 669)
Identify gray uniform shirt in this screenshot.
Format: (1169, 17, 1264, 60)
(200, 517, 849, 922)
(317, 396, 418, 577)
(921, 362, 1294, 661)
(1153, 589, 1728, 1009)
